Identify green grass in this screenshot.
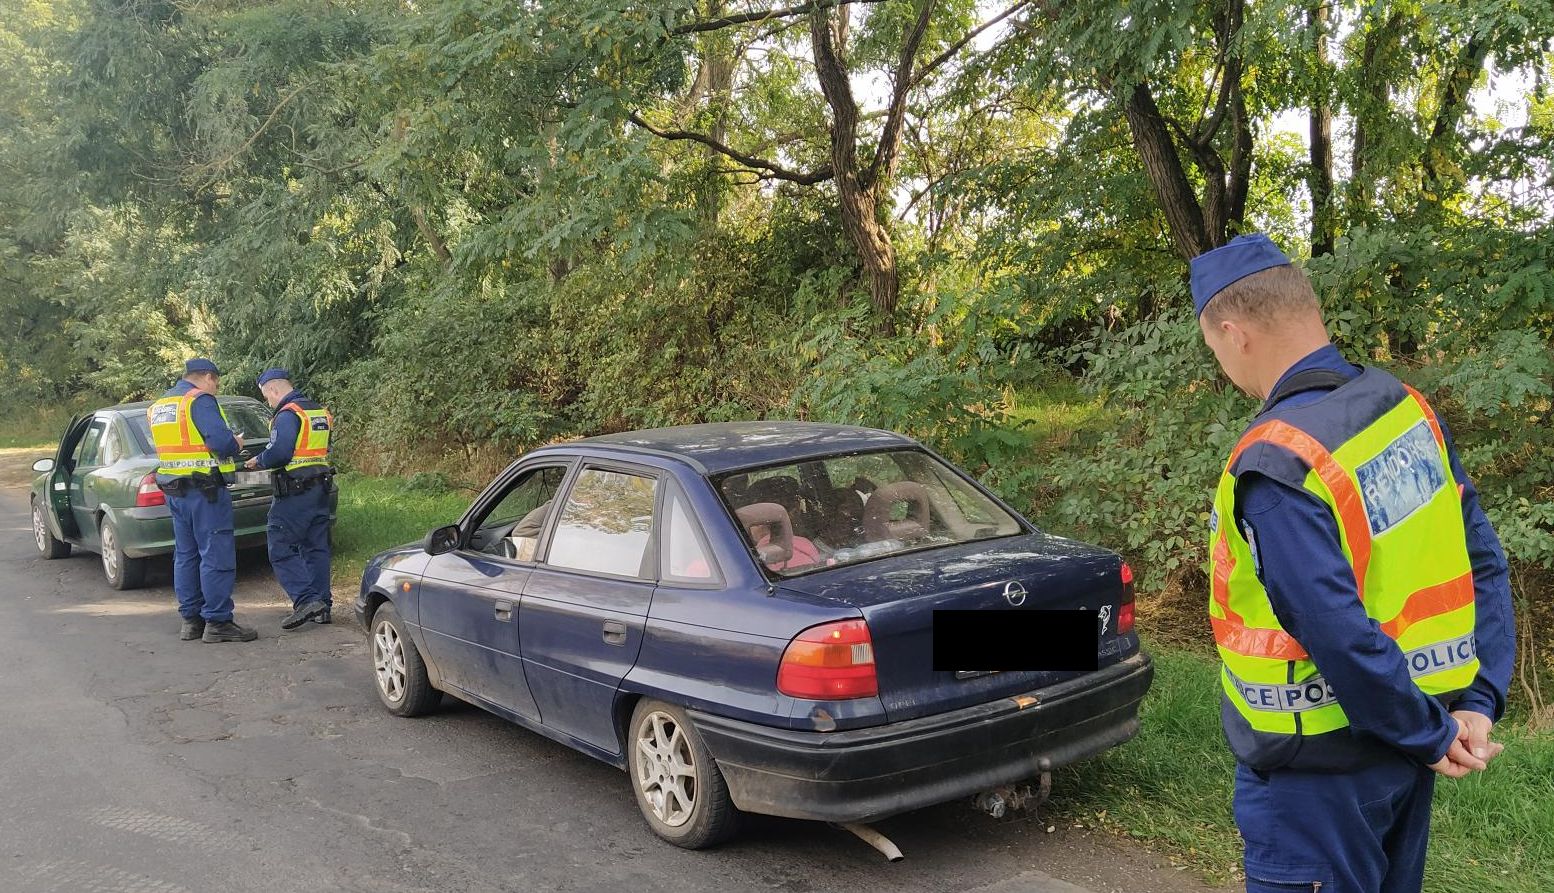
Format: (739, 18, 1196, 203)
(330, 472, 475, 585)
(1048, 646, 1554, 890)
(0, 400, 89, 449)
(1007, 379, 1106, 447)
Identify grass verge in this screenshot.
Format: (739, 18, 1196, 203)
(0, 400, 92, 449)
(330, 472, 474, 586)
(1048, 645, 1554, 891)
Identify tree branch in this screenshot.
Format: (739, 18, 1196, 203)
(191, 81, 312, 190)
(867, 0, 936, 188)
(673, 0, 889, 35)
(909, 0, 1031, 90)
(626, 111, 833, 184)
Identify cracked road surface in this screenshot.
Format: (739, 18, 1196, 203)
(0, 463, 1232, 893)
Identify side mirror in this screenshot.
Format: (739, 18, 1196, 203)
(424, 524, 461, 556)
(32, 458, 55, 474)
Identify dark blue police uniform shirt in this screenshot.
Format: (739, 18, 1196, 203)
(253, 389, 304, 470)
(1237, 344, 1515, 766)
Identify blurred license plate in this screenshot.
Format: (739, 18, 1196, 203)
(232, 470, 270, 489)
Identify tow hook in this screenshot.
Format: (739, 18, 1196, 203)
(974, 770, 1052, 819)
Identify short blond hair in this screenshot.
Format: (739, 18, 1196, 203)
(1201, 263, 1320, 327)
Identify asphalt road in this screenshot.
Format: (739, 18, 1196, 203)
(0, 459, 1231, 893)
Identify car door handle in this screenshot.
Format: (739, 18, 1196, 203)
(494, 600, 513, 622)
(602, 621, 627, 646)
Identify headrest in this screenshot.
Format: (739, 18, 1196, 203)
(736, 501, 793, 565)
(863, 481, 932, 542)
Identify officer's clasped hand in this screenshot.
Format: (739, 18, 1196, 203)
(1429, 712, 1503, 778)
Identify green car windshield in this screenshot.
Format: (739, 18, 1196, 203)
(716, 449, 1023, 577)
(124, 402, 274, 456)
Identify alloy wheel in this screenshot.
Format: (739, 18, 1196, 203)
(100, 523, 119, 580)
(32, 504, 47, 553)
(635, 711, 698, 827)
(373, 619, 407, 703)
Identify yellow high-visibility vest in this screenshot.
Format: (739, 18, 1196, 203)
(1209, 369, 1476, 766)
(280, 401, 333, 473)
(147, 388, 236, 478)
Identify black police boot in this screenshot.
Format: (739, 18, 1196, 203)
(179, 618, 206, 641)
(202, 620, 259, 643)
(281, 600, 328, 630)
(310, 605, 332, 625)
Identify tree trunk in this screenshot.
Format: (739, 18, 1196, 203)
(1308, 0, 1335, 256)
(1123, 83, 1210, 261)
(810, 8, 900, 327)
(1347, 12, 1404, 224)
(1419, 33, 1490, 211)
(697, 0, 734, 225)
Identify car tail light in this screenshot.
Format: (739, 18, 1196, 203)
(1118, 561, 1136, 635)
(135, 473, 165, 507)
(778, 619, 878, 700)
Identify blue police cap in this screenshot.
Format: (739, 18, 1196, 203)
(1189, 233, 1292, 317)
(256, 368, 292, 387)
(184, 357, 221, 376)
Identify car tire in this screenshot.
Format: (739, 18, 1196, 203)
(99, 515, 147, 590)
(627, 699, 739, 849)
(370, 602, 440, 717)
(32, 498, 71, 559)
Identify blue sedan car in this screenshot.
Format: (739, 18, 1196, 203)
(355, 422, 1152, 848)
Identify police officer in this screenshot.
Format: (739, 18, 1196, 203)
(149, 358, 259, 643)
(245, 369, 335, 629)
(1190, 235, 1515, 892)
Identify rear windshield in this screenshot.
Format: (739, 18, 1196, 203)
(124, 401, 273, 456)
(716, 449, 1024, 577)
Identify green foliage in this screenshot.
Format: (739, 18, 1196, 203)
(1033, 308, 1248, 591)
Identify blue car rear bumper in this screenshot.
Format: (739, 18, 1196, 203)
(690, 650, 1153, 823)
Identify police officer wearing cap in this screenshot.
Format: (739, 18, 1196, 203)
(1189, 234, 1515, 892)
(245, 368, 335, 629)
(148, 358, 259, 643)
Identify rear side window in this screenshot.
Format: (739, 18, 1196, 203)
(661, 485, 720, 585)
(100, 422, 126, 466)
(75, 421, 107, 467)
(545, 468, 658, 579)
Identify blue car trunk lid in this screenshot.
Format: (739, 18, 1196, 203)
(776, 533, 1129, 723)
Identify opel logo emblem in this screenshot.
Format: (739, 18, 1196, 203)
(1003, 581, 1027, 607)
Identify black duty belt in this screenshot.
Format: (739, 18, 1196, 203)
(274, 471, 334, 498)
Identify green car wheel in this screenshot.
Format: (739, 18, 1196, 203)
(99, 515, 148, 590)
(32, 498, 71, 559)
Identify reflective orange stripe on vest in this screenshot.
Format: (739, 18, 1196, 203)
(1380, 571, 1474, 641)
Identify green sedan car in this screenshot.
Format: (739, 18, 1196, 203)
(29, 397, 334, 590)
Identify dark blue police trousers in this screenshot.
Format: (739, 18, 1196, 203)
(1234, 756, 1434, 893)
(168, 486, 236, 623)
(267, 483, 332, 608)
